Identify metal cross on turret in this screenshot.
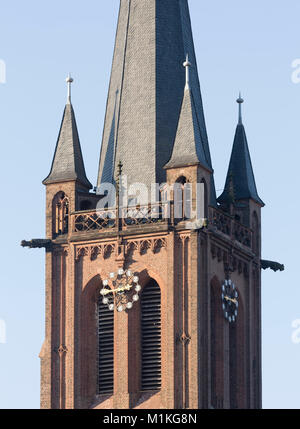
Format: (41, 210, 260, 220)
(66, 74, 73, 105)
(183, 54, 191, 91)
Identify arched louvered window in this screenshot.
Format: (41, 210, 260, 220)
(141, 279, 161, 391)
(98, 297, 114, 394)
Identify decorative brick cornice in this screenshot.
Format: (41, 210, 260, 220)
(176, 234, 190, 244)
(75, 243, 116, 261)
(125, 238, 167, 256)
(75, 237, 167, 262)
(211, 243, 249, 279)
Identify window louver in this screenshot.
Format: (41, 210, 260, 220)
(141, 280, 161, 391)
(98, 297, 114, 394)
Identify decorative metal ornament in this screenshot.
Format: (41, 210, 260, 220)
(100, 269, 141, 312)
(221, 279, 239, 323)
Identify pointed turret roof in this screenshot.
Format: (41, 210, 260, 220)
(43, 76, 92, 189)
(164, 56, 210, 170)
(97, 0, 216, 203)
(218, 95, 264, 206)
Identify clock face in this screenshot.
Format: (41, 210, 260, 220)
(221, 279, 238, 323)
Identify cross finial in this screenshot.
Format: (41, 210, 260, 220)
(183, 54, 191, 91)
(236, 92, 244, 124)
(66, 74, 74, 105)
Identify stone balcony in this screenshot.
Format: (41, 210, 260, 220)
(62, 202, 253, 250)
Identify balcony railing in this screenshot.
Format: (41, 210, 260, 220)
(71, 204, 252, 248)
(209, 207, 252, 248)
(73, 208, 117, 232)
(72, 203, 168, 233)
(121, 203, 168, 229)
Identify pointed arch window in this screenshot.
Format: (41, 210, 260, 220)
(141, 279, 161, 391)
(98, 296, 114, 394)
(53, 192, 69, 237)
(174, 176, 191, 222)
(200, 178, 208, 219)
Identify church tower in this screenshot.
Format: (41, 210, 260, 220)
(26, 0, 265, 409)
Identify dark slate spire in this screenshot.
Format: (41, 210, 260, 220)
(43, 76, 92, 189)
(218, 95, 264, 206)
(97, 0, 216, 203)
(164, 56, 210, 170)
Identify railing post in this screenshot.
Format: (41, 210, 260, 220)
(116, 161, 123, 236)
(71, 214, 75, 234)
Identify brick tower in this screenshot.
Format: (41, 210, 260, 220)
(27, 0, 266, 409)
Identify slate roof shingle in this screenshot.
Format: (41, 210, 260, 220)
(218, 122, 264, 206)
(43, 103, 92, 189)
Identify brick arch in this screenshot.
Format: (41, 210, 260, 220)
(210, 275, 224, 409)
(175, 175, 188, 184)
(139, 268, 162, 287)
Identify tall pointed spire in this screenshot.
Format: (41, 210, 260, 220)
(43, 76, 92, 189)
(97, 0, 215, 202)
(218, 95, 264, 206)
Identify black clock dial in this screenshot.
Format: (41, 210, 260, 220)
(221, 279, 238, 323)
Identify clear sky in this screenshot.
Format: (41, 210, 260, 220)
(0, 0, 299, 409)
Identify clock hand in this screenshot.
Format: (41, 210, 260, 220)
(102, 284, 132, 295)
(224, 296, 238, 305)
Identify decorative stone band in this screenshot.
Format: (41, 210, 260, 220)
(75, 243, 116, 261)
(75, 238, 167, 262)
(211, 243, 250, 278)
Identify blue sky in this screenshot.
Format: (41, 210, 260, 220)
(0, 0, 299, 409)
